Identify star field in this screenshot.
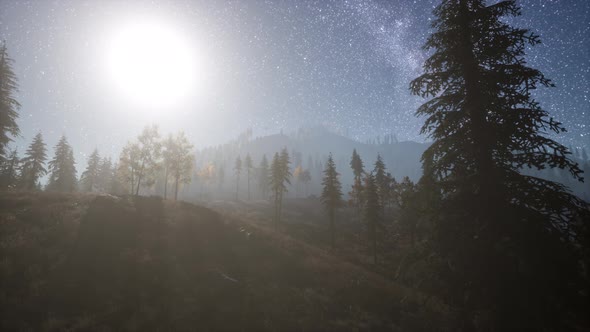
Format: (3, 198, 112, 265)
(0, 0, 588, 160)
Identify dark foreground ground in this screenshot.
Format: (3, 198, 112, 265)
(0, 192, 449, 331)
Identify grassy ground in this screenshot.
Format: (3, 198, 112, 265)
(0, 191, 450, 331)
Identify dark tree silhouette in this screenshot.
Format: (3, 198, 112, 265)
(410, 0, 588, 329)
(364, 172, 381, 264)
(97, 157, 114, 193)
(349, 149, 365, 216)
(0, 42, 20, 159)
(350, 148, 364, 180)
(20, 133, 47, 190)
(0, 148, 19, 189)
(47, 135, 77, 192)
(80, 148, 100, 192)
(397, 176, 418, 247)
(321, 153, 343, 249)
(373, 154, 390, 213)
(269, 149, 291, 229)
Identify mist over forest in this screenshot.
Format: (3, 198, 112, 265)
(1, 0, 589, 331)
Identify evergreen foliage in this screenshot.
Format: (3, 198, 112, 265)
(349, 149, 365, 217)
(20, 133, 47, 190)
(47, 135, 77, 192)
(373, 154, 390, 212)
(0, 42, 20, 159)
(269, 149, 291, 229)
(80, 149, 100, 192)
(364, 172, 381, 264)
(0, 148, 19, 189)
(350, 148, 364, 181)
(410, 0, 589, 328)
(321, 153, 343, 248)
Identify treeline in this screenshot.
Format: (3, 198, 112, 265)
(2, 0, 590, 329)
(0, 126, 195, 200)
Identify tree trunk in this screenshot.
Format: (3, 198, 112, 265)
(135, 161, 145, 196)
(274, 192, 279, 231)
(279, 191, 283, 223)
(130, 171, 135, 195)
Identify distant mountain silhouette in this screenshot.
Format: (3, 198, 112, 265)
(237, 126, 429, 184)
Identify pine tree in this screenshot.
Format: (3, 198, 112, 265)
(0, 148, 19, 189)
(257, 155, 269, 199)
(279, 147, 292, 186)
(47, 135, 77, 192)
(0, 42, 20, 159)
(269, 149, 291, 229)
(244, 153, 253, 200)
(97, 157, 113, 193)
(350, 148, 364, 180)
(234, 155, 242, 200)
(397, 176, 418, 247)
(349, 149, 365, 216)
(80, 149, 100, 192)
(373, 154, 389, 213)
(321, 153, 343, 248)
(269, 153, 282, 229)
(20, 133, 47, 190)
(364, 172, 381, 264)
(410, 0, 588, 328)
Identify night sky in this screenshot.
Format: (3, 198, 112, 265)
(0, 0, 588, 161)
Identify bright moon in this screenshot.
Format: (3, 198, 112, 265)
(106, 20, 196, 109)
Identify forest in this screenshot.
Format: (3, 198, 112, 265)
(1, 0, 589, 331)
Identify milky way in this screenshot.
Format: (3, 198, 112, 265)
(0, 0, 588, 159)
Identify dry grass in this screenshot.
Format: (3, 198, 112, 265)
(0, 191, 451, 331)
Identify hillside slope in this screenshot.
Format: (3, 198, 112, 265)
(0, 192, 447, 331)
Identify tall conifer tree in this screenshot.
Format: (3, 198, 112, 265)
(80, 149, 100, 192)
(0, 42, 20, 159)
(410, 0, 588, 328)
(321, 154, 343, 248)
(20, 133, 47, 190)
(47, 135, 77, 192)
(364, 172, 380, 264)
(0, 148, 20, 189)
